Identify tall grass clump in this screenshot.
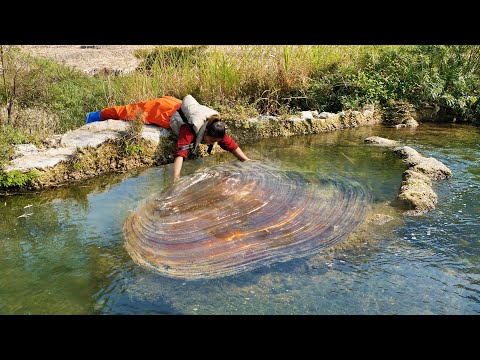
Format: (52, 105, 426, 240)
(119, 45, 368, 115)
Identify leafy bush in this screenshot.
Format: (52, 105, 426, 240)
(307, 45, 480, 121)
(0, 169, 41, 187)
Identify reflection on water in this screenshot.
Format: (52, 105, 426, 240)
(0, 123, 479, 314)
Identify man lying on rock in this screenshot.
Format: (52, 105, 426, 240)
(85, 94, 250, 182)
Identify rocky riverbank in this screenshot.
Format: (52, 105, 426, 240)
(1, 106, 381, 192)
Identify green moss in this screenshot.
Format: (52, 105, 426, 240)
(0, 169, 41, 187)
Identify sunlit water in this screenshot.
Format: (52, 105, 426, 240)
(1, 123, 478, 314)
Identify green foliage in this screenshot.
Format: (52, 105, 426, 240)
(36, 58, 106, 132)
(0, 48, 106, 136)
(0, 169, 41, 187)
(124, 142, 144, 156)
(307, 45, 480, 120)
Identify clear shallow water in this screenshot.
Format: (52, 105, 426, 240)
(0, 123, 479, 314)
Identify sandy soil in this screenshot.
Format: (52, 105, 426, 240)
(19, 45, 156, 75)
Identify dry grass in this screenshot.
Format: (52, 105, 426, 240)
(0, 105, 59, 142)
(19, 45, 156, 75)
(114, 45, 373, 114)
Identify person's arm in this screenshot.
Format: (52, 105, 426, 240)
(173, 156, 184, 182)
(232, 147, 250, 161)
(218, 135, 250, 161)
(172, 125, 194, 182)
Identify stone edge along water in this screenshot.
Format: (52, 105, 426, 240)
(364, 136, 452, 216)
(2, 105, 382, 191)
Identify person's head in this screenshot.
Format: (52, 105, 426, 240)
(203, 114, 225, 144)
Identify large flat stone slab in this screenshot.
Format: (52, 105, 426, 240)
(6, 120, 171, 173)
(5, 147, 77, 172)
(61, 120, 170, 148)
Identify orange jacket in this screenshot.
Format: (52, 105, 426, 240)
(101, 96, 182, 128)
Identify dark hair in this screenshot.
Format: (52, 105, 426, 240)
(205, 118, 225, 139)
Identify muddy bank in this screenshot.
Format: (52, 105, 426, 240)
(1, 106, 381, 193)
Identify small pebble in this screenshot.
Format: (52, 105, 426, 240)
(193, 308, 198, 311)
(245, 297, 250, 300)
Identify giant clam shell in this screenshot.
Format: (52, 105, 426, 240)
(124, 160, 370, 279)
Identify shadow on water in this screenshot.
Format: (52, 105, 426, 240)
(1, 123, 479, 314)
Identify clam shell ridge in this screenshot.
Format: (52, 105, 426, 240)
(123, 160, 371, 279)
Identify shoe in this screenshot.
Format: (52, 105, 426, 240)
(86, 110, 102, 124)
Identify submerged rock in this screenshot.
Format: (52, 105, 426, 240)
(368, 214, 395, 225)
(392, 146, 424, 164)
(399, 180, 438, 211)
(404, 117, 419, 128)
(393, 146, 452, 179)
(365, 137, 452, 216)
(364, 136, 399, 147)
(123, 160, 371, 279)
(395, 150, 451, 215)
